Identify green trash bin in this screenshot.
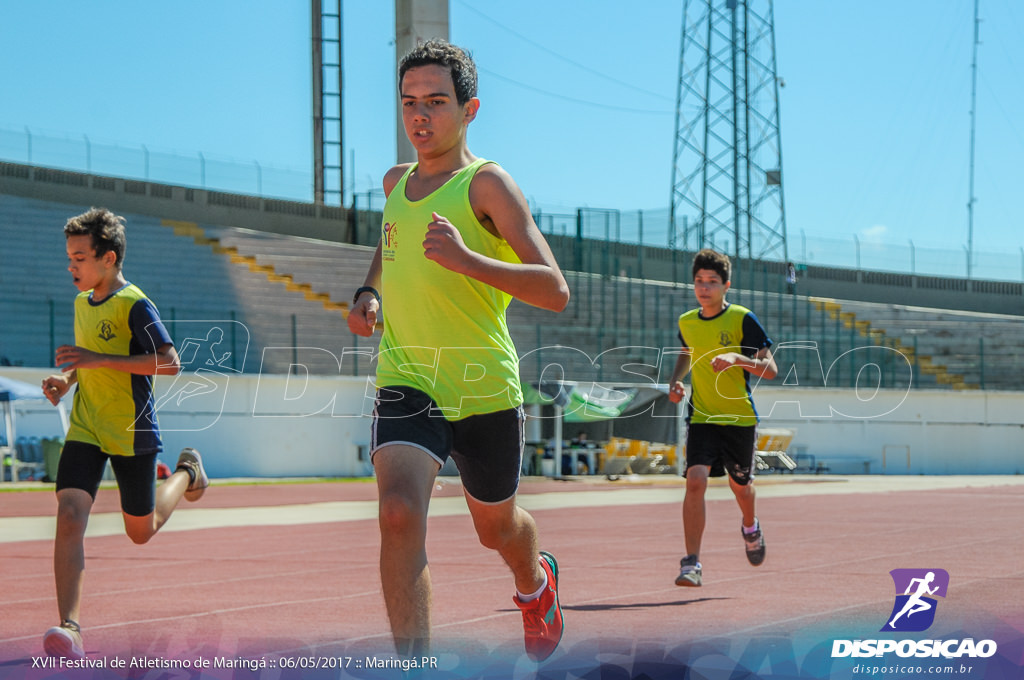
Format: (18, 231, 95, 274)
(42, 437, 63, 482)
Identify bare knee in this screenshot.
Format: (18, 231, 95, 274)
(378, 494, 426, 540)
(55, 496, 91, 538)
(125, 528, 152, 545)
(685, 472, 709, 496)
(122, 513, 156, 545)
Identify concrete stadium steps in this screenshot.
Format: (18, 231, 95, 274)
(506, 274, 937, 390)
(0, 195, 371, 375)
(184, 268, 372, 375)
(3, 193, 1017, 390)
(0, 196, 236, 296)
(150, 219, 382, 375)
(511, 323, 674, 386)
(548, 272, 693, 331)
(172, 223, 361, 314)
(167, 225, 356, 315)
(807, 297, 1023, 390)
(0, 195, 247, 366)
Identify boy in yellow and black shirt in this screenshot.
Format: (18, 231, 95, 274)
(40, 208, 209, 659)
(667, 248, 778, 587)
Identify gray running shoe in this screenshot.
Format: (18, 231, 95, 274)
(743, 521, 766, 566)
(176, 448, 209, 501)
(675, 554, 702, 587)
(43, 620, 84, 659)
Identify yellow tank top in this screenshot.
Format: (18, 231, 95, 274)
(376, 158, 523, 419)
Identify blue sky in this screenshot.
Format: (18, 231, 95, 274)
(1, 1, 1022, 275)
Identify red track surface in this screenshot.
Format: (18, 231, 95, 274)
(1, 476, 1022, 678)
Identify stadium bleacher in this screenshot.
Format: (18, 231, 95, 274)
(1, 168, 1021, 392)
(0, 194, 362, 375)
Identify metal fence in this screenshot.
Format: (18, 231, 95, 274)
(0, 126, 312, 204)
(3, 125, 1023, 281)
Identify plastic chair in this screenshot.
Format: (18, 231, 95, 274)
(28, 436, 43, 463)
(11, 436, 46, 481)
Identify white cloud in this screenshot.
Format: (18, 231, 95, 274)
(859, 224, 888, 241)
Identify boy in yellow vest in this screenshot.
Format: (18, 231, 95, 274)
(667, 249, 778, 587)
(347, 39, 569, 661)
(40, 208, 208, 659)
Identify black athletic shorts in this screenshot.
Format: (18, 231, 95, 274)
(56, 440, 158, 517)
(370, 385, 525, 504)
(684, 423, 757, 485)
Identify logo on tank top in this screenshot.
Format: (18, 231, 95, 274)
(96, 319, 116, 342)
(383, 221, 398, 261)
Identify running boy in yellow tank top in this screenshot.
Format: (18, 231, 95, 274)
(348, 40, 570, 661)
(39, 209, 209, 660)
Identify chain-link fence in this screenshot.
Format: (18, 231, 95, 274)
(4, 125, 1022, 282)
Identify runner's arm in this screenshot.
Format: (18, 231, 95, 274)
(444, 164, 569, 312)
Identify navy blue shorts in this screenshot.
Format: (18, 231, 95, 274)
(55, 440, 158, 517)
(371, 386, 525, 503)
(684, 423, 757, 485)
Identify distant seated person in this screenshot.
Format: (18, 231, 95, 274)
(571, 431, 595, 448)
(565, 431, 595, 475)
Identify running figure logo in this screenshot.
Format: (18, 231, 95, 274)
(882, 568, 949, 632)
(144, 320, 249, 432)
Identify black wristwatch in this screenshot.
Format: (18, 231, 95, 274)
(353, 286, 381, 306)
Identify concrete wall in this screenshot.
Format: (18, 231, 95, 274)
(4, 367, 1022, 478)
(0, 162, 353, 242)
(1, 367, 376, 479)
(754, 386, 1024, 475)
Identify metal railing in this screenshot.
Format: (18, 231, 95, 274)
(4, 124, 1023, 281)
(1, 126, 312, 204)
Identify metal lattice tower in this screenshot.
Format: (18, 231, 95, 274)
(313, 0, 343, 205)
(669, 0, 788, 262)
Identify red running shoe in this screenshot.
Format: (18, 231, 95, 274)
(514, 551, 563, 662)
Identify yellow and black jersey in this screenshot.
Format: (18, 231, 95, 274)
(678, 303, 772, 426)
(67, 283, 174, 456)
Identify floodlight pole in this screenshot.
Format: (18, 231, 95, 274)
(313, 0, 344, 205)
(966, 0, 980, 278)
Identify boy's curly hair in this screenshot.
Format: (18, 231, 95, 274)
(399, 39, 478, 105)
(692, 248, 731, 283)
(64, 208, 127, 267)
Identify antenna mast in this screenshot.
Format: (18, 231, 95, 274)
(669, 0, 788, 262)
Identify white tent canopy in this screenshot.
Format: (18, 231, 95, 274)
(0, 375, 68, 481)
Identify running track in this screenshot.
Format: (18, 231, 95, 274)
(1, 475, 1022, 679)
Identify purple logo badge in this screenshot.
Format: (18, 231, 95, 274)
(881, 568, 949, 632)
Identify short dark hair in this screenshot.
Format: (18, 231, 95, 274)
(64, 208, 127, 267)
(692, 248, 731, 283)
(399, 39, 478, 105)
